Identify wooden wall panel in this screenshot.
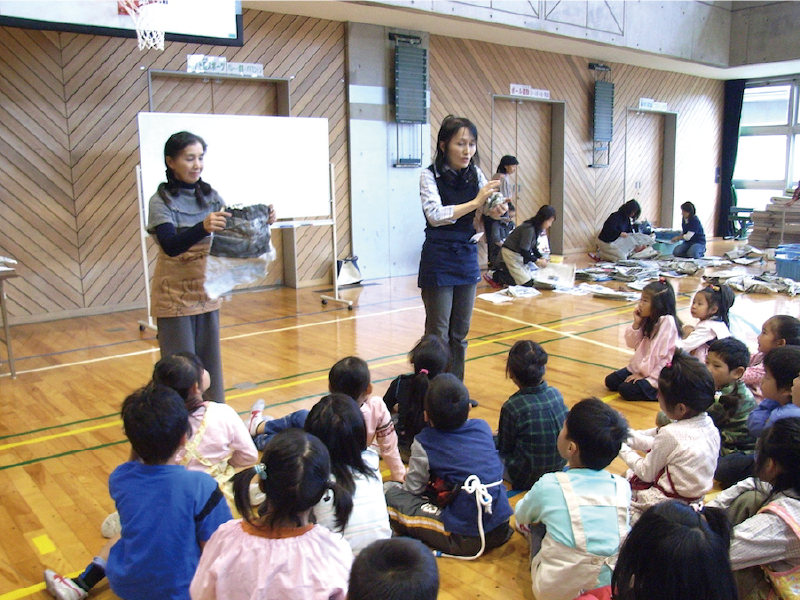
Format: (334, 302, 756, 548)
(0, 9, 349, 322)
(429, 36, 724, 253)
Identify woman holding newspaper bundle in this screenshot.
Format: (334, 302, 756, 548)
(147, 131, 276, 403)
(596, 199, 644, 262)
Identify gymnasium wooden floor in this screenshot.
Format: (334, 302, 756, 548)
(1, 239, 798, 600)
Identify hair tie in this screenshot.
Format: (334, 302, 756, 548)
(658, 276, 667, 284)
(711, 285, 720, 292)
(253, 464, 267, 480)
(419, 368, 429, 375)
(665, 361, 672, 368)
(691, 501, 704, 513)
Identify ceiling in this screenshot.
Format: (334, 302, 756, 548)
(242, 0, 800, 80)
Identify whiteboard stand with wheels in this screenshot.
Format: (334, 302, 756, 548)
(319, 164, 353, 310)
(135, 165, 158, 333)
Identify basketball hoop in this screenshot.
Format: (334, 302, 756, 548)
(119, 0, 168, 51)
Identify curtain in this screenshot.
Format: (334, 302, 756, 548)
(716, 79, 746, 237)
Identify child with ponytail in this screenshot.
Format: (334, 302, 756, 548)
(495, 340, 568, 491)
(383, 335, 451, 460)
(190, 429, 354, 600)
(678, 283, 735, 362)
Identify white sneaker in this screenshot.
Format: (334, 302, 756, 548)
(44, 570, 87, 600)
(248, 399, 266, 436)
(101, 511, 121, 538)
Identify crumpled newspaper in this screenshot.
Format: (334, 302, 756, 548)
(205, 243, 277, 300)
(478, 286, 542, 304)
(703, 272, 800, 296)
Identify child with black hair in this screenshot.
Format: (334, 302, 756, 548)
(45, 385, 232, 600)
(747, 346, 800, 438)
(329, 356, 406, 482)
(702, 338, 759, 489)
(619, 349, 720, 521)
(576, 500, 737, 600)
(304, 393, 391, 555)
(384, 373, 513, 558)
(708, 418, 800, 600)
(495, 340, 568, 491)
(744, 315, 800, 403)
(190, 429, 354, 600)
(606, 279, 682, 401)
(348, 537, 439, 600)
(514, 398, 630, 600)
(678, 284, 735, 362)
(383, 335, 450, 460)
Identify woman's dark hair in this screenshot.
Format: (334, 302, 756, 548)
(152, 352, 205, 412)
(680, 201, 697, 217)
(708, 338, 750, 426)
(565, 398, 629, 471)
(232, 429, 353, 532)
(121, 384, 190, 465)
(658, 349, 715, 415)
(495, 155, 518, 174)
(767, 315, 800, 346)
(424, 373, 470, 431)
(621, 199, 641, 221)
(612, 500, 737, 600)
(433, 115, 480, 173)
(755, 417, 800, 499)
(158, 131, 213, 207)
(304, 393, 375, 497)
(521, 205, 557, 237)
(763, 345, 800, 391)
(640, 280, 683, 339)
(695, 284, 736, 327)
(404, 335, 450, 443)
(506, 340, 548, 387)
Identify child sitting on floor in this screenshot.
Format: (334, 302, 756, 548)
(514, 398, 630, 600)
(348, 538, 439, 600)
(44, 385, 232, 600)
(678, 284, 735, 362)
(708, 417, 800, 600)
(605, 279, 682, 401)
(703, 338, 758, 489)
(383, 335, 450, 461)
(495, 340, 568, 491)
(619, 349, 720, 521)
(744, 315, 800, 403)
(384, 374, 513, 558)
(747, 345, 800, 438)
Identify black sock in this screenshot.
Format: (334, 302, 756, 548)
(75, 558, 106, 591)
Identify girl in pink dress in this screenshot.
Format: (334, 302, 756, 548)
(605, 279, 683, 401)
(190, 429, 354, 600)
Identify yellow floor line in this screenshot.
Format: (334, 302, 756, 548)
(0, 421, 122, 452)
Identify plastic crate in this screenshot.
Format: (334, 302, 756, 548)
(776, 248, 800, 281)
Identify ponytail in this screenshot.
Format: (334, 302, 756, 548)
(232, 465, 262, 526)
(325, 478, 354, 533)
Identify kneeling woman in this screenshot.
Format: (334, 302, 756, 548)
(501, 205, 556, 286)
(671, 201, 706, 258)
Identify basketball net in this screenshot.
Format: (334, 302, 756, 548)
(119, 0, 167, 51)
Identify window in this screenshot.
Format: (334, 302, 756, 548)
(734, 81, 800, 210)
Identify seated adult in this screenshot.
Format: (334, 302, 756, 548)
(671, 201, 706, 258)
(596, 200, 642, 262)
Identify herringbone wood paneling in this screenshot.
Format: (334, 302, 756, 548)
(0, 9, 349, 322)
(429, 36, 724, 253)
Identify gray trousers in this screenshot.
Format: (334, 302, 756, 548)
(421, 284, 477, 381)
(157, 311, 225, 403)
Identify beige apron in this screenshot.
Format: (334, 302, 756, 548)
(179, 403, 236, 508)
(150, 238, 222, 318)
(531, 472, 629, 600)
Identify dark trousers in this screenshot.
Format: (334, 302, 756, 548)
(605, 367, 657, 401)
(385, 485, 512, 557)
(715, 452, 755, 490)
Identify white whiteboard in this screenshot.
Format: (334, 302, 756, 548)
(137, 112, 331, 219)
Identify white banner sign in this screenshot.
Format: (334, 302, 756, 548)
(510, 84, 550, 100)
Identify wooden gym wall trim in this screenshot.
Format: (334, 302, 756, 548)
(429, 36, 723, 253)
(0, 9, 349, 323)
